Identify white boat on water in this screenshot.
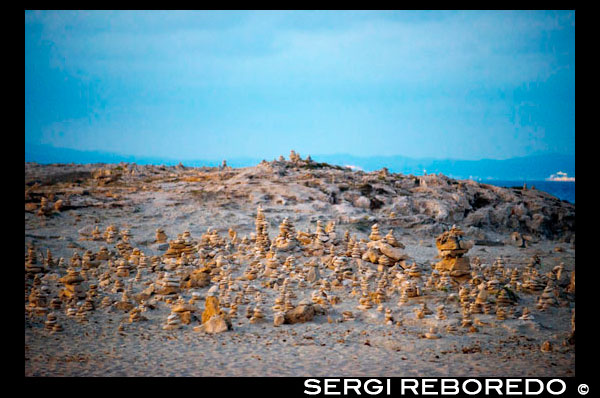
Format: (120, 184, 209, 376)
(546, 171, 575, 182)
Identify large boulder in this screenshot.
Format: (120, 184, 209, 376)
(284, 302, 315, 324)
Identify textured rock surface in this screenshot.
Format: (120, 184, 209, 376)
(284, 303, 315, 324)
(24, 161, 574, 240)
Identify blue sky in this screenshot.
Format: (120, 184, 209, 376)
(25, 10, 575, 161)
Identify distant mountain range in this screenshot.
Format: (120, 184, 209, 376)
(25, 143, 574, 181)
(312, 153, 575, 181)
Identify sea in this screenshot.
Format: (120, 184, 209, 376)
(483, 180, 575, 204)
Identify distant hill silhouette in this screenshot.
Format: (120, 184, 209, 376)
(311, 153, 575, 181)
(25, 143, 574, 181)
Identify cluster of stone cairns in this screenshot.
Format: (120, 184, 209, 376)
(361, 224, 408, 270)
(434, 225, 473, 281)
(25, 198, 575, 344)
(163, 234, 196, 263)
(154, 272, 181, 296)
(285, 150, 314, 164)
(34, 196, 63, 217)
(289, 150, 301, 163)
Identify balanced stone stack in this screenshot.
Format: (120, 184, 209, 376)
(115, 241, 133, 260)
(115, 259, 131, 277)
(114, 291, 135, 312)
(37, 197, 51, 217)
(128, 307, 147, 323)
(155, 272, 181, 295)
(523, 269, 546, 292)
(254, 206, 271, 256)
(96, 247, 110, 261)
(425, 327, 441, 339)
(519, 307, 534, 320)
(25, 245, 45, 275)
(249, 304, 265, 324)
(163, 238, 196, 261)
(28, 287, 49, 316)
(274, 218, 299, 253)
(357, 292, 373, 310)
(120, 229, 132, 243)
(59, 268, 86, 300)
(539, 280, 558, 310)
(289, 150, 301, 163)
(45, 313, 60, 331)
(171, 297, 195, 325)
(44, 249, 55, 268)
(104, 225, 119, 243)
(163, 313, 182, 330)
(369, 224, 383, 241)
(496, 288, 514, 307)
(155, 228, 167, 244)
(311, 221, 329, 255)
(91, 226, 102, 241)
(434, 226, 472, 279)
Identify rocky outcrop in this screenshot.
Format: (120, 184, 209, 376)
(25, 160, 575, 240)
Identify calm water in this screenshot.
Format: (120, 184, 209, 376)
(484, 180, 575, 204)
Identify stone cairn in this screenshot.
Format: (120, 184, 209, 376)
(254, 206, 270, 257)
(163, 237, 196, 263)
(104, 225, 119, 244)
(25, 245, 46, 277)
(59, 268, 87, 300)
(45, 313, 63, 332)
(155, 228, 168, 244)
(434, 226, 472, 281)
(289, 150, 301, 163)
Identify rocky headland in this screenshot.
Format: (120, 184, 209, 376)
(24, 151, 575, 376)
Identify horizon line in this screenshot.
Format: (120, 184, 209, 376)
(25, 143, 575, 164)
